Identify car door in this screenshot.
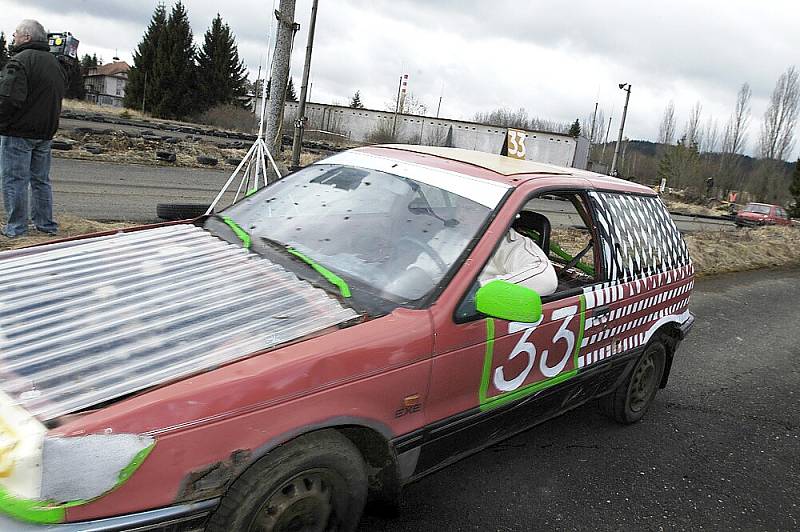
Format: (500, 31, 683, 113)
(415, 183, 608, 474)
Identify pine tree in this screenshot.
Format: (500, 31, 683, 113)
(151, 1, 198, 119)
(350, 90, 364, 109)
(124, 3, 167, 111)
(656, 151, 673, 190)
(789, 159, 800, 217)
(568, 118, 581, 137)
(64, 60, 85, 100)
(0, 32, 8, 70)
(196, 14, 248, 111)
(286, 77, 297, 102)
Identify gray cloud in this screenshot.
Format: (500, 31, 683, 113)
(2, 0, 798, 155)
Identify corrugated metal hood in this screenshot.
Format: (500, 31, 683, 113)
(0, 224, 360, 422)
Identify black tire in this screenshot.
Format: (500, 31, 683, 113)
(207, 430, 367, 532)
(51, 140, 72, 151)
(197, 155, 219, 166)
(156, 203, 210, 220)
(155, 151, 177, 163)
(600, 340, 666, 424)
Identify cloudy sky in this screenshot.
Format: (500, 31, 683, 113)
(3, 0, 799, 157)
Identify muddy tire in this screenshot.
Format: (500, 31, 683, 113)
(156, 203, 210, 221)
(155, 150, 177, 163)
(600, 340, 666, 424)
(51, 140, 72, 151)
(197, 155, 219, 166)
(206, 430, 367, 532)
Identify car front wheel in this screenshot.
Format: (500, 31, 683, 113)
(600, 340, 666, 424)
(206, 430, 368, 532)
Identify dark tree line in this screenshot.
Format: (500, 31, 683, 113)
(124, 2, 248, 120)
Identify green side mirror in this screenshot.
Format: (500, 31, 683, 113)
(475, 280, 543, 323)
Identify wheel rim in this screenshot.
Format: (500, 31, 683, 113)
(628, 352, 657, 412)
(249, 469, 340, 532)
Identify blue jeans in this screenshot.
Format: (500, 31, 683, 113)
(1, 135, 58, 237)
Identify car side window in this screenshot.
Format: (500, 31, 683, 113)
(587, 191, 690, 281)
(455, 191, 599, 322)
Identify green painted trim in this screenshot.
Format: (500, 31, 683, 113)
(245, 188, 258, 197)
(0, 441, 155, 524)
(286, 247, 352, 298)
(0, 486, 65, 524)
(117, 443, 155, 485)
(573, 295, 586, 366)
(478, 318, 495, 405)
(221, 216, 252, 249)
(478, 294, 588, 412)
(480, 369, 579, 411)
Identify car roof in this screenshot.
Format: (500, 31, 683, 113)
(357, 145, 655, 196)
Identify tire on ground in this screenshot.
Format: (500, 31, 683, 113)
(599, 339, 666, 424)
(155, 151, 177, 163)
(197, 155, 219, 166)
(51, 140, 72, 151)
(206, 429, 368, 532)
(156, 203, 210, 221)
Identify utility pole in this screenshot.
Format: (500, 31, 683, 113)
(610, 83, 631, 177)
(600, 114, 613, 163)
(291, 0, 319, 169)
(264, 0, 298, 162)
(391, 75, 402, 137)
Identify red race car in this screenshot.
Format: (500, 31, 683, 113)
(0, 145, 694, 531)
(734, 202, 792, 227)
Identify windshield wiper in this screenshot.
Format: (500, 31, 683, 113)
(220, 215, 252, 249)
(285, 247, 352, 299)
(256, 236, 352, 299)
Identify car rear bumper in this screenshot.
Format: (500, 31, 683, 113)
(0, 499, 218, 532)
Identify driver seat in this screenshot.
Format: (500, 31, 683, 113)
(512, 211, 551, 257)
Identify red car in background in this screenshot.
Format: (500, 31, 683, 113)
(0, 146, 695, 531)
(734, 202, 792, 227)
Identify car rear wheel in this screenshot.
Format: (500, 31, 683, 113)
(600, 340, 666, 424)
(206, 430, 368, 532)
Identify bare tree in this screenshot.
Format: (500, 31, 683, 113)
(658, 101, 676, 145)
(721, 82, 752, 156)
(584, 108, 606, 144)
(758, 65, 800, 160)
(473, 107, 529, 129)
(700, 116, 720, 153)
(683, 102, 703, 147)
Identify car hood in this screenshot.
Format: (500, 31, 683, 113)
(0, 224, 360, 422)
(736, 211, 767, 220)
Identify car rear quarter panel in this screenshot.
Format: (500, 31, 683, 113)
(53, 308, 433, 522)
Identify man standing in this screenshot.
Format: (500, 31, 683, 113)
(0, 19, 65, 237)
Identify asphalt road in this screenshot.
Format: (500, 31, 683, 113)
(359, 268, 800, 531)
(49, 157, 232, 221)
(46, 158, 736, 232)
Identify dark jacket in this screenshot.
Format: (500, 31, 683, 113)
(0, 41, 66, 140)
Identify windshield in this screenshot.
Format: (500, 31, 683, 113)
(743, 204, 771, 214)
(219, 164, 493, 302)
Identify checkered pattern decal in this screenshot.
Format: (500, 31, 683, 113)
(574, 193, 694, 371)
(588, 192, 690, 282)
